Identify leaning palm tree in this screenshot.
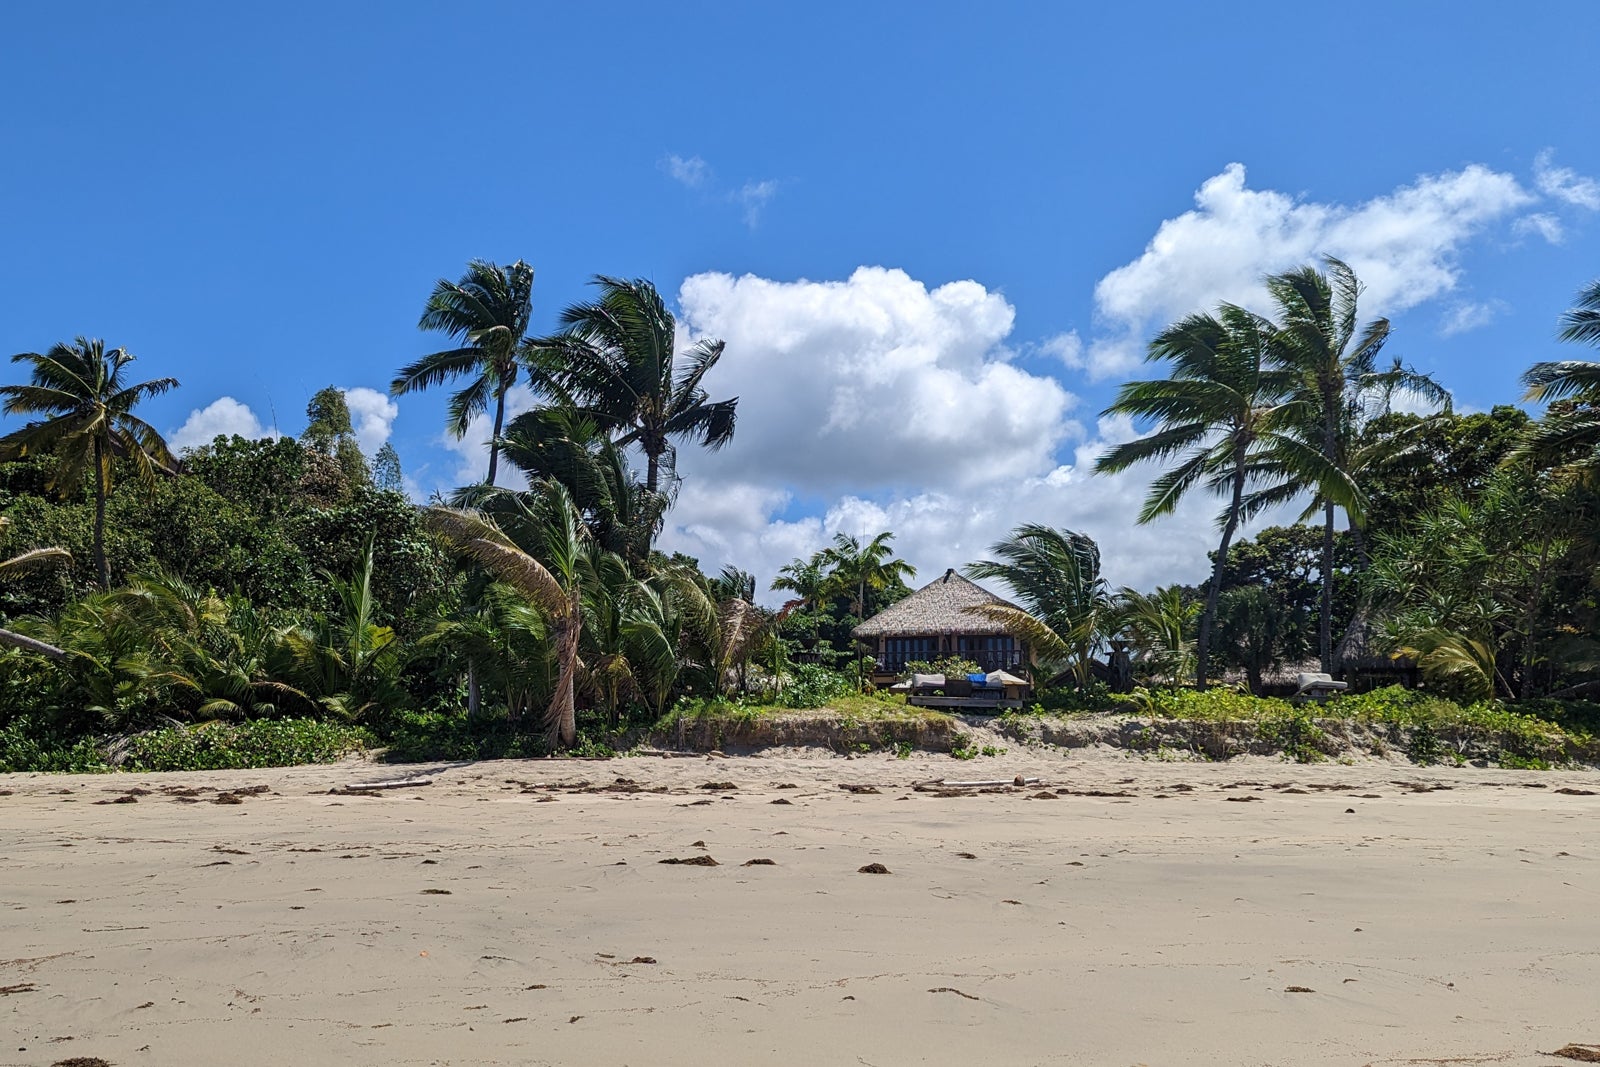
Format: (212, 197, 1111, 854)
(0, 515, 72, 660)
(1096, 305, 1341, 688)
(1255, 258, 1449, 671)
(965, 525, 1114, 686)
(392, 259, 540, 486)
(1513, 279, 1600, 477)
(427, 481, 588, 748)
(0, 338, 179, 588)
(541, 276, 737, 493)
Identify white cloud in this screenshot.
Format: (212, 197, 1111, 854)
(171, 396, 275, 452)
(661, 153, 711, 189)
(1534, 149, 1600, 210)
(341, 387, 399, 454)
(1086, 162, 1534, 381)
(1515, 212, 1565, 244)
(662, 418, 1291, 608)
(654, 267, 1286, 603)
(1438, 299, 1508, 338)
(1038, 331, 1083, 367)
(733, 180, 779, 228)
(673, 267, 1075, 496)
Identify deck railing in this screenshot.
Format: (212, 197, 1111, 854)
(874, 649, 1026, 676)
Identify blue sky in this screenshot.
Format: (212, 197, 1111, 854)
(3, 2, 1597, 596)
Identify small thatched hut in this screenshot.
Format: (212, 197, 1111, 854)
(853, 568, 1029, 681)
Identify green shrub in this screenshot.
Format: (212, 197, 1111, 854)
(783, 664, 857, 709)
(122, 718, 371, 771)
(378, 710, 546, 763)
(0, 717, 112, 773)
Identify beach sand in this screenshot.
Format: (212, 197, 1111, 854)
(3, 746, 1599, 1066)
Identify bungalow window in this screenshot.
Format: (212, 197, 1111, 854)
(884, 637, 935, 658)
(958, 636, 1015, 653)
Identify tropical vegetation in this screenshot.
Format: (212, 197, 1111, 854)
(1, 257, 1597, 772)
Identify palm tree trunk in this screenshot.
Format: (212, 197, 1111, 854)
(0, 627, 69, 660)
(486, 387, 506, 485)
(93, 437, 110, 590)
(1197, 464, 1246, 690)
(467, 660, 482, 718)
(546, 612, 580, 749)
(1319, 501, 1335, 673)
(645, 448, 660, 495)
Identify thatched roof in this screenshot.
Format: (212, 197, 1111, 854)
(853, 569, 1021, 639)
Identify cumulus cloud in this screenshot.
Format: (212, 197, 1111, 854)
(171, 397, 275, 452)
(652, 267, 1287, 603)
(661, 417, 1285, 608)
(1085, 162, 1534, 380)
(1038, 331, 1083, 367)
(673, 267, 1076, 496)
(341, 387, 399, 454)
(1534, 149, 1600, 210)
(661, 153, 711, 189)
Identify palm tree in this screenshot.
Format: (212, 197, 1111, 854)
(542, 276, 737, 493)
(392, 259, 539, 486)
(0, 338, 179, 589)
(964, 525, 1114, 686)
(427, 481, 589, 748)
(1114, 585, 1198, 685)
(468, 406, 667, 571)
(771, 551, 829, 614)
(1096, 306, 1338, 688)
(1254, 258, 1448, 671)
(279, 539, 405, 721)
(820, 532, 915, 619)
(1514, 279, 1600, 476)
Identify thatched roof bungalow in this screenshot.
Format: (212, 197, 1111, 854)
(853, 568, 1029, 679)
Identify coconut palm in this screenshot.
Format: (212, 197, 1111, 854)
(1252, 258, 1449, 670)
(427, 482, 589, 747)
(0, 338, 179, 588)
(541, 276, 737, 493)
(820, 532, 915, 620)
(472, 406, 667, 570)
(1114, 585, 1198, 685)
(1096, 305, 1341, 688)
(279, 540, 405, 721)
(771, 551, 829, 614)
(1514, 279, 1600, 476)
(392, 259, 540, 486)
(965, 525, 1113, 686)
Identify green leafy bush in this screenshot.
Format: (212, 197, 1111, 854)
(378, 710, 548, 763)
(782, 664, 857, 709)
(0, 716, 112, 773)
(122, 719, 371, 771)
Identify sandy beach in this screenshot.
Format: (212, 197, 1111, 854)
(4, 747, 1599, 1067)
